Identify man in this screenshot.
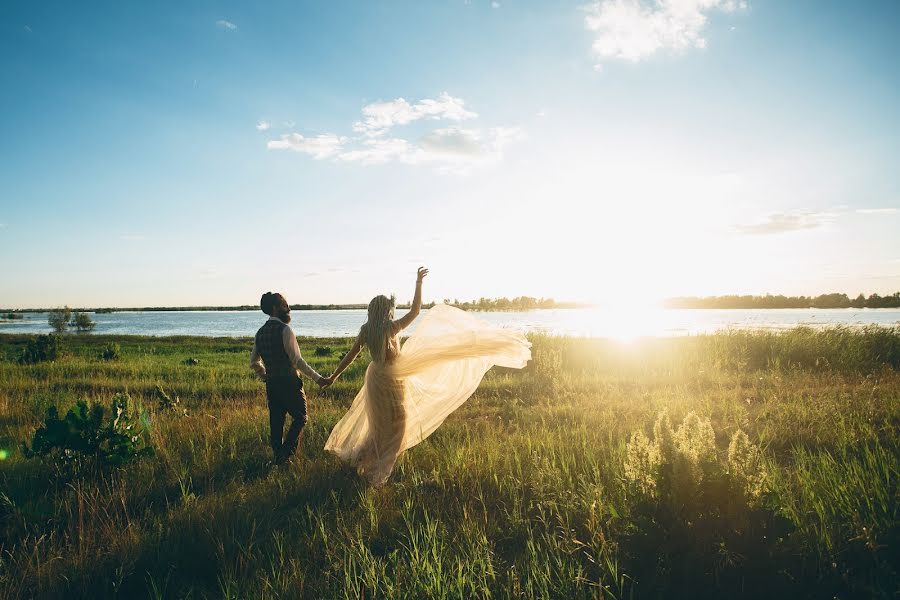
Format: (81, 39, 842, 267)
(250, 292, 326, 464)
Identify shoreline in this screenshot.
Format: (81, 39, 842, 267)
(1, 323, 898, 343)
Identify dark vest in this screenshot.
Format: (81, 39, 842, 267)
(255, 320, 295, 377)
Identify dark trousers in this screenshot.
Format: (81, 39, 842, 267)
(266, 375, 308, 462)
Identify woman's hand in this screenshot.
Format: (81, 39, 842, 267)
(416, 266, 429, 283)
(319, 374, 334, 388)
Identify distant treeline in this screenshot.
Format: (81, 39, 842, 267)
(665, 292, 900, 309)
(2, 297, 582, 314)
(443, 297, 584, 311)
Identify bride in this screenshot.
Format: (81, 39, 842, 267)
(322, 267, 532, 485)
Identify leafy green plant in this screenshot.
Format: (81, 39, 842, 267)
(154, 384, 187, 416)
(99, 342, 121, 361)
(183, 357, 200, 365)
(47, 306, 72, 333)
(18, 334, 62, 365)
(71, 311, 96, 333)
(22, 392, 153, 474)
(314, 346, 334, 356)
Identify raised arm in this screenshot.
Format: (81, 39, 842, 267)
(391, 266, 428, 334)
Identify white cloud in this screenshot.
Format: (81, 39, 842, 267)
(337, 138, 412, 165)
(268, 94, 520, 171)
(492, 1, 501, 7)
(415, 127, 523, 171)
(256, 121, 271, 131)
(24, 25, 32, 33)
(216, 19, 237, 30)
(856, 207, 898, 214)
(352, 92, 477, 137)
(266, 133, 345, 159)
(733, 210, 836, 235)
(333, 127, 521, 170)
(419, 127, 485, 158)
(0, 223, 7, 229)
(584, 0, 746, 65)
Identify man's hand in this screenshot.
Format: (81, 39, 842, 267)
(416, 266, 429, 283)
(319, 375, 334, 388)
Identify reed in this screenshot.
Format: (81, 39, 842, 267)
(0, 327, 897, 598)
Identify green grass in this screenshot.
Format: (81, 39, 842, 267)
(0, 328, 898, 599)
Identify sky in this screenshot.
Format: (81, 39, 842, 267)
(1, 0, 899, 308)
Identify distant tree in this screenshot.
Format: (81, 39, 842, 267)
(71, 311, 96, 333)
(851, 294, 866, 308)
(48, 306, 72, 333)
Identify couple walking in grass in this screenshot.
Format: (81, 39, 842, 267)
(250, 268, 532, 485)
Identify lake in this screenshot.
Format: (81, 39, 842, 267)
(1, 308, 898, 339)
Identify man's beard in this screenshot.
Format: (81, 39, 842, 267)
(277, 309, 291, 324)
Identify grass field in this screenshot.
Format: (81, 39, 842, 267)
(0, 327, 898, 599)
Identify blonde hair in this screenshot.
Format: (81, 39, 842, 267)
(363, 294, 395, 363)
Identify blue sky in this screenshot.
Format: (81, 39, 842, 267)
(1, 0, 899, 308)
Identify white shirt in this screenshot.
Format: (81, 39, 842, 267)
(249, 316, 322, 382)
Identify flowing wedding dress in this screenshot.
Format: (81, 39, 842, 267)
(324, 304, 531, 485)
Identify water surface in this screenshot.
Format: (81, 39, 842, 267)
(1, 308, 898, 338)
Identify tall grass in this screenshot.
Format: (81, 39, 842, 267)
(0, 327, 897, 598)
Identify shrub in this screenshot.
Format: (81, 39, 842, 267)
(625, 411, 763, 508)
(70, 311, 96, 333)
(47, 306, 72, 333)
(727, 429, 768, 501)
(22, 393, 154, 474)
(182, 357, 200, 365)
(18, 334, 62, 365)
(314, 346, 334, 356)
(100, 342, 121, 361)
(154, 385, 187, 416)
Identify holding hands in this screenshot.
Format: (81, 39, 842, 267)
(319, 267, 428, 390)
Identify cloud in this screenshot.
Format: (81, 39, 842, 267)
(352, 92, 477, 137)
(856, 207, 898, 214)
(0, 223, 6, 229)
(119, 234, 146, 241)
(332, 127, 521, 170)
(266, 133, 345, 159)
(268, 93, 520, 171)
(216, 19, 237, 30)
(492, 1, 501, 7)
(24, 25, 32, 33)
(256, 121, 271, 131)
(420, 127, 485, 158)
(337, 138, 412, 165)
(584, 0, 746, 65)
(733, 210, 835, 235)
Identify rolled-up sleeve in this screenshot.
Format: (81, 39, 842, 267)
(282, 326, 322, 382)
(250, 339, 266, 379)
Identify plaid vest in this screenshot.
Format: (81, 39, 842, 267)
(255, 320, 295, 377)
